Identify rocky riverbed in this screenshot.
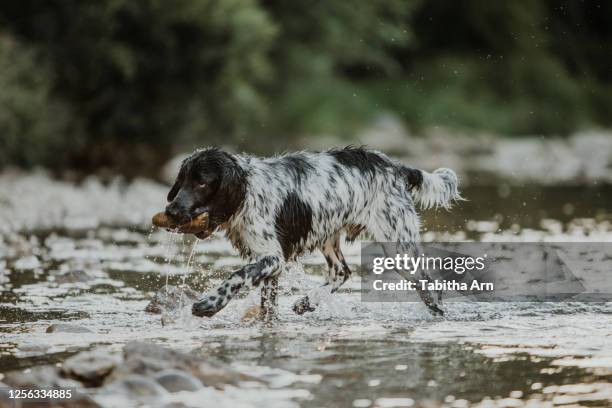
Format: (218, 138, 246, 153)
(1, 164, 612, 407)
(1, 341, 302, 407)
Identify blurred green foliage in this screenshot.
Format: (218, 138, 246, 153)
(0, 37, 74, 167)
(0, 0, 611, 171)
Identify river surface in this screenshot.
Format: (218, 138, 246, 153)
(1, 183, 612, 407)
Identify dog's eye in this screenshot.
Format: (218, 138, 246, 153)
(194, 174, 209, 187)
(195, 172, 215, 188)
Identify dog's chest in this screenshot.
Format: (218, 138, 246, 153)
(224, 215, 281, 259)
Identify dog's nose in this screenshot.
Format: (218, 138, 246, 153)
(165, 204, 180, 220)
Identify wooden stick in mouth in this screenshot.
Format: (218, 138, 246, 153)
(152, 212, 210, 234)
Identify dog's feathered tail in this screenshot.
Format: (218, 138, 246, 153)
(402, 167, 461, 210)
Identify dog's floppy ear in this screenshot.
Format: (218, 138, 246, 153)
(167, 178, 181, 202)
(209, 154, 247, 222)
(221, 165, 246, 203)
(167, 158, 190, 202)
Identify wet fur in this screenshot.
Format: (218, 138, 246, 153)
(165, 146, 460, 318)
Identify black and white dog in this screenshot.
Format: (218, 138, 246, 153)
(164, 146, 460, 318)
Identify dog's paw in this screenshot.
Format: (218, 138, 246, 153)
(192, 297, 222, 317)
(292, 296, 316, 315)
(428, 303, 445, 316)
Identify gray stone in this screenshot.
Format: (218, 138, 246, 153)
(115, 341, 256, 388)
(46, 323, 93, 334)
(61, 394, 102, 408)
(0, 383, 19, 408)
(3, 366, 80, 390)
(145, 285, 199, 314)
(62, 349, 121, 386)
(52, 270, 91, 284)
(2, 342, 254, 405)
(107, 374, 167, 398)
(163, 403, 193, 408)
(16, 341, 48, 354)
(154, 369, 202, 393)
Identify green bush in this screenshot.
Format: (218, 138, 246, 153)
(0, 37, 73, 167)
(365, 54, 591, 136)
(0, 0, 611, 171)
(258, 0, 418, 142)
(0, 0, 277, 164)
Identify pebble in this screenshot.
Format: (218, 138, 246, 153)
(46, 323, 94, 334)
(106, 374, 168, 398)
(154, 369, 203, 392)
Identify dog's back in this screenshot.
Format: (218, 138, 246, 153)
(228, 147, 459, 260)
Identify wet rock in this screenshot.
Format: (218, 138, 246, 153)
(145, 285, 200, 314)
(13, 255, 41, 270)
(46, 323, 93, 334)
(16, 341, 49, 355)
(3, 366, 80, 390)
(61, 349, 121, 386)
(0, 383, 19, 408)
(105, 374, 167, 398)
(154, 369, 202, 393)
(3, 342, 255, 406)
(0, 261, 8, 285)
(2, 233, 40, 259)
(61, 394, 102, 408)
(52, 270, 91, 284)
(292, 296, 316, 315)
(112, 341, 255, 388)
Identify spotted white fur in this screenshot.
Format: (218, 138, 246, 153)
(166, 147, 460, 318)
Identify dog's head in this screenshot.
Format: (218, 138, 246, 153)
(165, 148, 247, 230)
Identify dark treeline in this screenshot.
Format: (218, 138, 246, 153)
(1, 0, 611, 174)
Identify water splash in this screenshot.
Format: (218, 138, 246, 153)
(179, 238, 199, 312)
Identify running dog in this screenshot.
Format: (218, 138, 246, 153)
(163, 146, 460, 318)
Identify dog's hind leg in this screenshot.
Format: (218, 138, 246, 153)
(393, 241, 444, 316)
(368, 191, 444, 316)
(330, 245, 352, 292)
(259, 276, 279, 321)
(192, 256, 283, 318)
(292, 237, 352, 315)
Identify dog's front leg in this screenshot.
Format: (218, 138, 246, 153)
(192, 256, 282, 318)
(259, 276, 279, 321)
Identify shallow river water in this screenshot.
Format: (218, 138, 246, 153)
(1, 182, 612, 407)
